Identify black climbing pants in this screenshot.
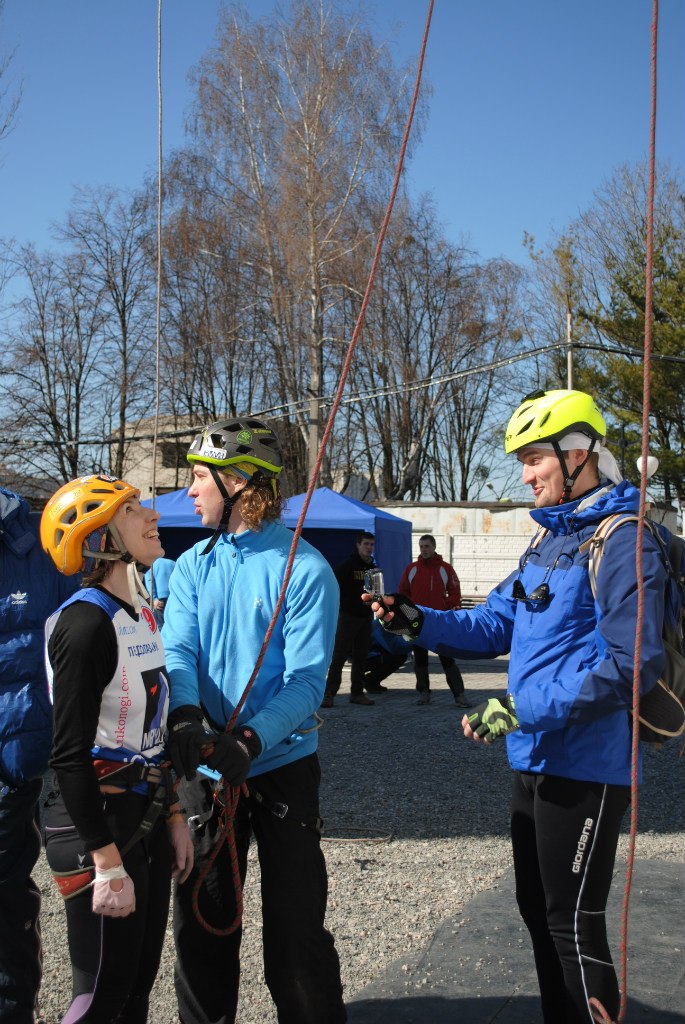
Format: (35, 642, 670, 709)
(173, 753, 346, 1024)
(511, 771, 630, 1024)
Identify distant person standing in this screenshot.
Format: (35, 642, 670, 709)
(398, 535, 471, 707)
(322, 531, 377, 707)
(144, 556, 176, 628)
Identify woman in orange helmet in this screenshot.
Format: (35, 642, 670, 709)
(40, 474, 193, 1024)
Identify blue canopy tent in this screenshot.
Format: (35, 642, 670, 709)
(281, 487, 410, 590)
(144, 485, 411, 589)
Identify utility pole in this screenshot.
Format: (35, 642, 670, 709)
(566, 308, 573, 390)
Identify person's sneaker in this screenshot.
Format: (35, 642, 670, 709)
(416, 692, 430, 705)
(365, 684, 388, 694)
(350, 694, 375, 706)
(320, 694, 334, 708)
(454, 696, 472, 708)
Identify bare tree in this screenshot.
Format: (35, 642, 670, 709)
(345, 199, 526, 500)
(57, 187, 157, 477)
(0, 246, 108, 480)
(171, 0, 417, 483)
(0, 1, 21, 146)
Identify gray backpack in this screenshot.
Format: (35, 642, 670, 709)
(586, 513, 685, 746)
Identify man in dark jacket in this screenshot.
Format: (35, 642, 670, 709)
(322, 531, 377, 706)
(398, 535, 471, 707)
(0, 486, 78, 1023)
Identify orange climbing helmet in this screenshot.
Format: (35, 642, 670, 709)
(40, 474, 139, 575)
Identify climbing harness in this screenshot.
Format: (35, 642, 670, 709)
(50, 761, 175, 901)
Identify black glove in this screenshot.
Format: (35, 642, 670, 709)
(205, 726, 262, 787)
(379, 594, 424, 639)
(466, 695, 519, 741)
(167, 705, 213, 782)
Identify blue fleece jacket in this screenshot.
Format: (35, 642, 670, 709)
(0, 488, 78, 790)
(416, 482, 666, 785)
(162, 521, 339, 777)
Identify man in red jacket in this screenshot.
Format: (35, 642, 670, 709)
(398, 535, 471, 707)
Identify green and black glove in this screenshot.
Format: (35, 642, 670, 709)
(467, 695, 519, 741)
(378, 594, 424, 639)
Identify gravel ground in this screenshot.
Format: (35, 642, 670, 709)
(34, 657, 685, 1023)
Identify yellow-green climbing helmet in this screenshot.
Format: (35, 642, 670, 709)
(504, 389, 606, 454)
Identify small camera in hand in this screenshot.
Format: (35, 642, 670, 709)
(363, 569, 385, 600)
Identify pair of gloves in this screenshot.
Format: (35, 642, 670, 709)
(167, 705, 262, 785)
(377, 594, 519, 743)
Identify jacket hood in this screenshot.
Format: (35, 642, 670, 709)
(0, 487, 37, 558)
(530, 479, 637, 536)
(418, 553, 445, 565)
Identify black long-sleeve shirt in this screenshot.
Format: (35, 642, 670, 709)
(48, 590, 133, 851)
(334, 552, 375, 618)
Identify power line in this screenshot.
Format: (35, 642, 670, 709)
(1, 339, 680, 448)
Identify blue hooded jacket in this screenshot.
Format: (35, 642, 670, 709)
(417, 482, 666, 785)
(0, 488, 78, 791)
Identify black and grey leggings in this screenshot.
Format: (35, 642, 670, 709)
(511, 771, 630, 1024)
(43, 790, 171, 1024)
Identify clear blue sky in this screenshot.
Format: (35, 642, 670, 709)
(2, 0, 684, 263)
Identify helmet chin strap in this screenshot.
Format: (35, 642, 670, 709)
(82, 523, 150, 612)
(126, 561, 150, 614)
(553, 439, 597, 504)
(200, 466, 241, 556)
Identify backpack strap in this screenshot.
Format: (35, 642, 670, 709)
(529, 526, 547, 550)
(582, 513, 663, 599)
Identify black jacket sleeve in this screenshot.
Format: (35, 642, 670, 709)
(48, 601, 119, 851)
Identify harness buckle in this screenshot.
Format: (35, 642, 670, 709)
(188, 807, 214, 832)
(271, 801, 288, 819)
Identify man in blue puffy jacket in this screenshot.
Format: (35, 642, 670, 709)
(369, 390, 667, 1024)
(162, 420, 346, 1024)
(0, 487, 78, 1023)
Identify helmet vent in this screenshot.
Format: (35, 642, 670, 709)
(539, 411, 551, 428)
(236, 445, 251, 454)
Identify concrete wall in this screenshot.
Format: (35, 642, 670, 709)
(379, 500, 679, 600)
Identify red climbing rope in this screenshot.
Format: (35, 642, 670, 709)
(190, 0, 435, 936)
(615, 3, 659, 1022)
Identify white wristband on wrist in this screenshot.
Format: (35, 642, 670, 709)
(94, 864, 129, 882)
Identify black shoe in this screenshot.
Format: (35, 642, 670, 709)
(365, 684, 388, 694)
(350, 694, 375, 706)
(416, 692, 430, 705)
(454, 696, 472, 708)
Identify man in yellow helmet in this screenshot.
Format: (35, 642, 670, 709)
(367, 389, 667, 1024)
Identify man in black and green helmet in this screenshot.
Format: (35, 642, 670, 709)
(163, 418, 347, 1024)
